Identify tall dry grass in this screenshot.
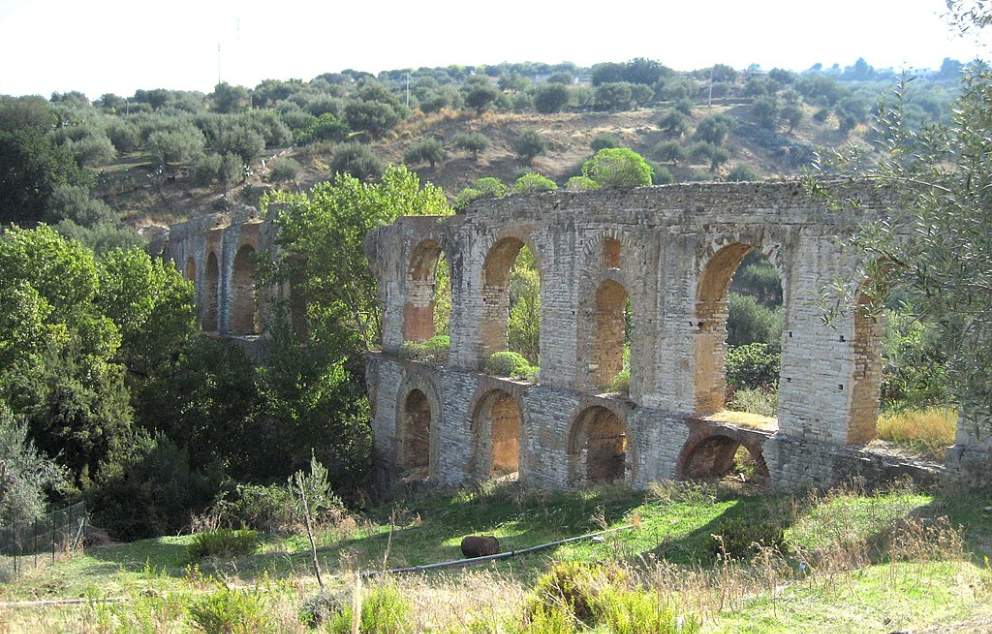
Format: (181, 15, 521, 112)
(877, 407, 957, 460)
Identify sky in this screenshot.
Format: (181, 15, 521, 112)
(0, 0, 986, 99)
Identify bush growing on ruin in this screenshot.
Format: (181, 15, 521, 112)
(582, 148, 652, 188)
(564, 176, 601, 191)
(513, 173, 558, 193)
(483, 351, 535, 380)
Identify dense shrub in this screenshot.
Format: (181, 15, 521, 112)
(187, 528, 260, 560)
(564, 176, 601, 191)
(726, 164, 760, 182)
(483, 351, 535, 380)
(512, 129, 548, 163)
(89, 434, 222, 541)
(590, 132, 622, 152)
(514, 173, 558, 193)
(399, 335, 450, 363)
(582, 148, 652, 188)
(725, 342, 780, 390)
(403, 137, 447, 168)
(527, 561, 628, 625)
(331, 142, 384, 181)
(450, 131, 490, 160)
(212, 483, 295, 533)
(706, 514, 787, 559)
(726, 293, 782, 349)
(268, 156, 301, 182)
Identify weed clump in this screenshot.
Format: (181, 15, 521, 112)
(706, 516, 786, 559)
(327, 585, 412, 634)
(187, 584, 270, 633)
(188, 528, 260, 561)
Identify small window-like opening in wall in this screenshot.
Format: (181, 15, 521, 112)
(603, 238, 621, 269)
(680, 438, 767, 485)
(695, 247, 783, 429)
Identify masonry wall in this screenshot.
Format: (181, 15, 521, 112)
(365, 181, 990, 489)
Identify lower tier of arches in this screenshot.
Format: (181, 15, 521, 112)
(367, 355, 955, 492)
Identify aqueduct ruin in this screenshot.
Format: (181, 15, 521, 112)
(163, 182, 991, 490)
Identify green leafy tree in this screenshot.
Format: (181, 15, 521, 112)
(752, 95, 780, 130)
(465, 83, 500, 115)
(0, 403, 67, 525)
(512, 129, 548, 164)
(331, 142, 385, 181)
(508, 248, 541, 365)
(809, 56, 992, 417)
(451, 131, 490, 160)
(582, 148, 652, 188)
(263, 165, 452, 349)
(532, 84, 571, 114)
(0, 96, 89, 224)
(403, 138, 447, 168)
(210, 82, 250, 114)
(780, 104, 804, 133)
(653, 140, 687, 166)
(593, 82, 635, 111)
(343, 100, 401, 139)
(590, 132, 622, 152)
(657, 110, 688, 138)
(694, 113, 734, 145)
(513, 173, 558, 193)
(0, 226, 132, 486)
(147, 125, 205, 168)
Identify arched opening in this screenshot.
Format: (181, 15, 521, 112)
(568, 406, 627, 486)
(481, 238, 541, 368)
(404, 240, 450, 344)
(402, 389, 431, 480)
(231, 245, 259, 335)
(202, 251, 219, 331)
(185, 257, 196, 286)
(471, 390, 522, 480)
(591, 280, 631, 393)
(678, 434, 768, 482)
(695, 247, 783, 425)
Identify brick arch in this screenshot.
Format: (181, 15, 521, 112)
(674, 426, 769, 481)
(479, 230, 544, 359)
(468, 387, 526, 481)
(693, 239, 788, 414)
(394, 371, 443, 482)
(578, 229, 639, 265)
(202, 250, 220, 331)
(576, 278, 630, 392)
(566, 404, 632, 487)
(404, 238, 448, 342)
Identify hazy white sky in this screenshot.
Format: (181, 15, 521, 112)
(0, 0, 985, 99)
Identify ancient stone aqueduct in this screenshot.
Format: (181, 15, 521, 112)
(163, 182, 990, 490)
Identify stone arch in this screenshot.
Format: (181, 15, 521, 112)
(202, 250, 220, 331)
(469, 389, 524, 480)
(404, 239, 447, 342)
(480, 233, 543, 360)
(395, 372, 443, 482)
(231, 244, 259, 335)
(185, 257, 196, 286)
(675, 428, 769, 481)
(578, 229, 638, 266)
(567, 405, 628, 486)
(693, 241, 787, 415)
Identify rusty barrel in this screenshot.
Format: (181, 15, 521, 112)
(460, 535, 500, 558)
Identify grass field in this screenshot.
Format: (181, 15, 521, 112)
(1, 480, 990, 633)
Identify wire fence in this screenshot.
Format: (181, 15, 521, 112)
(0, 502, 87, 582)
